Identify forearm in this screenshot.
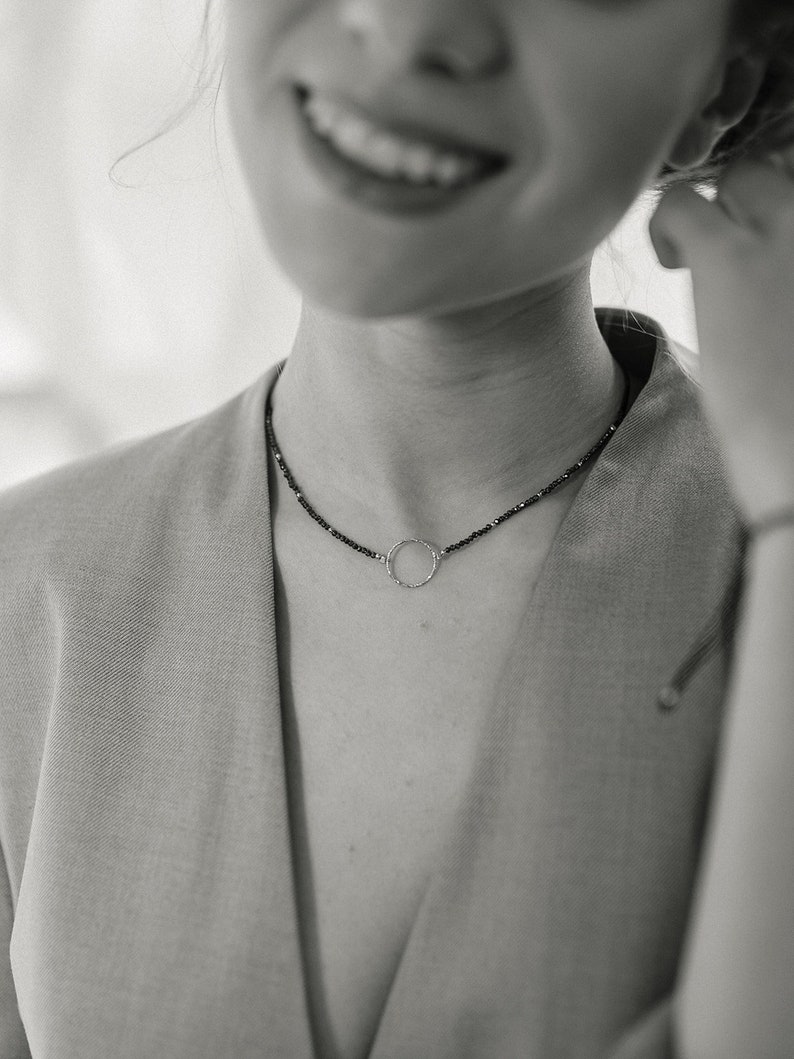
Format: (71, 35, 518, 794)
(675, 529, 794, 1059)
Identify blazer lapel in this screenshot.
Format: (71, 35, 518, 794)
(369, 319, 744, 1058)
(10, 317, 744, 1059)
(11, 365, 314, 1057)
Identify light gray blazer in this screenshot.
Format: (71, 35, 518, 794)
(0, 310, 746, 1058)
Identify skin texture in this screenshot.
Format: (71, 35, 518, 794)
(222, 2, 794, 1055)
(220, 0, 753, 547)
(651, 150, 794, 1059)
(652, 158, 794, 515)
(224, 0, 736, 317)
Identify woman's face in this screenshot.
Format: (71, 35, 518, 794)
(224, 0, 735, 318)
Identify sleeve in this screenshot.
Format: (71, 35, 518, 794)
(607, 998, 679, 1059)
(0, 844, 30, 1059)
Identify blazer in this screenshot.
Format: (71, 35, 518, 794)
(0, 309, 747, 1058)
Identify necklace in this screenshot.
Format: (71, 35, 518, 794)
(264, 367, 632, 588)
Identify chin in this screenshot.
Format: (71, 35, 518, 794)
(268, 231, 594, 323)
(271, 248, 480, 320)
(252, 172, 601, 322)
(258, 221, 449, 319)
(275, 254, 420, 320)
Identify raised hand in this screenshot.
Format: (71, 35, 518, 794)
(650, 151, 794, 523)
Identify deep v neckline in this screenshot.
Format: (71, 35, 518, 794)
(266, 320, 653, 1059)
(368, 334, 653, 1057)
(3, 309, 742, 1059)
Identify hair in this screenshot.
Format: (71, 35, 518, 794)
(109, 0, 223, 187)
(657, 0, 794, 189)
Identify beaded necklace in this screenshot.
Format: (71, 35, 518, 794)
(264, 368, 632, 588)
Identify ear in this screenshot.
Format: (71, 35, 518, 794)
(665, 49, 769, 170)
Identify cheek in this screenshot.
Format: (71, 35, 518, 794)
(517, 5, 727, 181)
(220, 0, 732, 317)
(501, 7, 727, 250)
(224, 0, 311, 88)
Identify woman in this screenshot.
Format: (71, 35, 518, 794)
(1, 0, 792, 1056)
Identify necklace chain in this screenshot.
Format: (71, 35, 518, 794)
(264, 368, 631, 585)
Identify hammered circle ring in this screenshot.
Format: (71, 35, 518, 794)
(385, 538, 442, 588)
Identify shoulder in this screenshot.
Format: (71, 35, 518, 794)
(0, 430, 181, 571)
(0, 369, 273, 576)
(0, 369, 275, 788)
(658, 333, 743, 537)
(0, 369, 274, 714)
(601, 307, 741, 524)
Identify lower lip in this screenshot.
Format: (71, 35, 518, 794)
(291, 88, 507, 218)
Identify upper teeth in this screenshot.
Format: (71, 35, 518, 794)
(302, 92, 485, 188)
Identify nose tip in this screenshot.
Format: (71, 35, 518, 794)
(338, 0, 509, 82)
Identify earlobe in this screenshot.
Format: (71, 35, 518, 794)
(665, 121, 717, 171)
(664, 49, 769, 171)
(703, 51, 768, 130)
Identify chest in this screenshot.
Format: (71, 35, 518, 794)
(269, 487, 581, 1059)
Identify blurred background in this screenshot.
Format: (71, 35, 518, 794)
(0, 0, 698, 491)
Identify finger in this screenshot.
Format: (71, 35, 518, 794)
(715, 157, 794, 232)
(767, 150, 794, 178)
(649, 183, 732, 270)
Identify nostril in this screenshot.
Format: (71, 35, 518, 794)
(337, 0, 509, 82)
(418, 39, 509, 82)
(418, 53, 461, 79)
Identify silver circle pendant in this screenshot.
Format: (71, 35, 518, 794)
(385, 538, 442, 588)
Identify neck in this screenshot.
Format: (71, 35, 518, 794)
(268, 268, 625, 547)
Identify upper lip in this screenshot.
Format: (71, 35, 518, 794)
(294, 83, 511, 165)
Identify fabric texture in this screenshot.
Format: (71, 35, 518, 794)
(0, 309, 746, 1058)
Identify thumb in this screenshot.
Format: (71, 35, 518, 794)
(649, 182, 731, 270)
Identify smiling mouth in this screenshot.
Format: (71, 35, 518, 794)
(294, 84, 510, 192)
